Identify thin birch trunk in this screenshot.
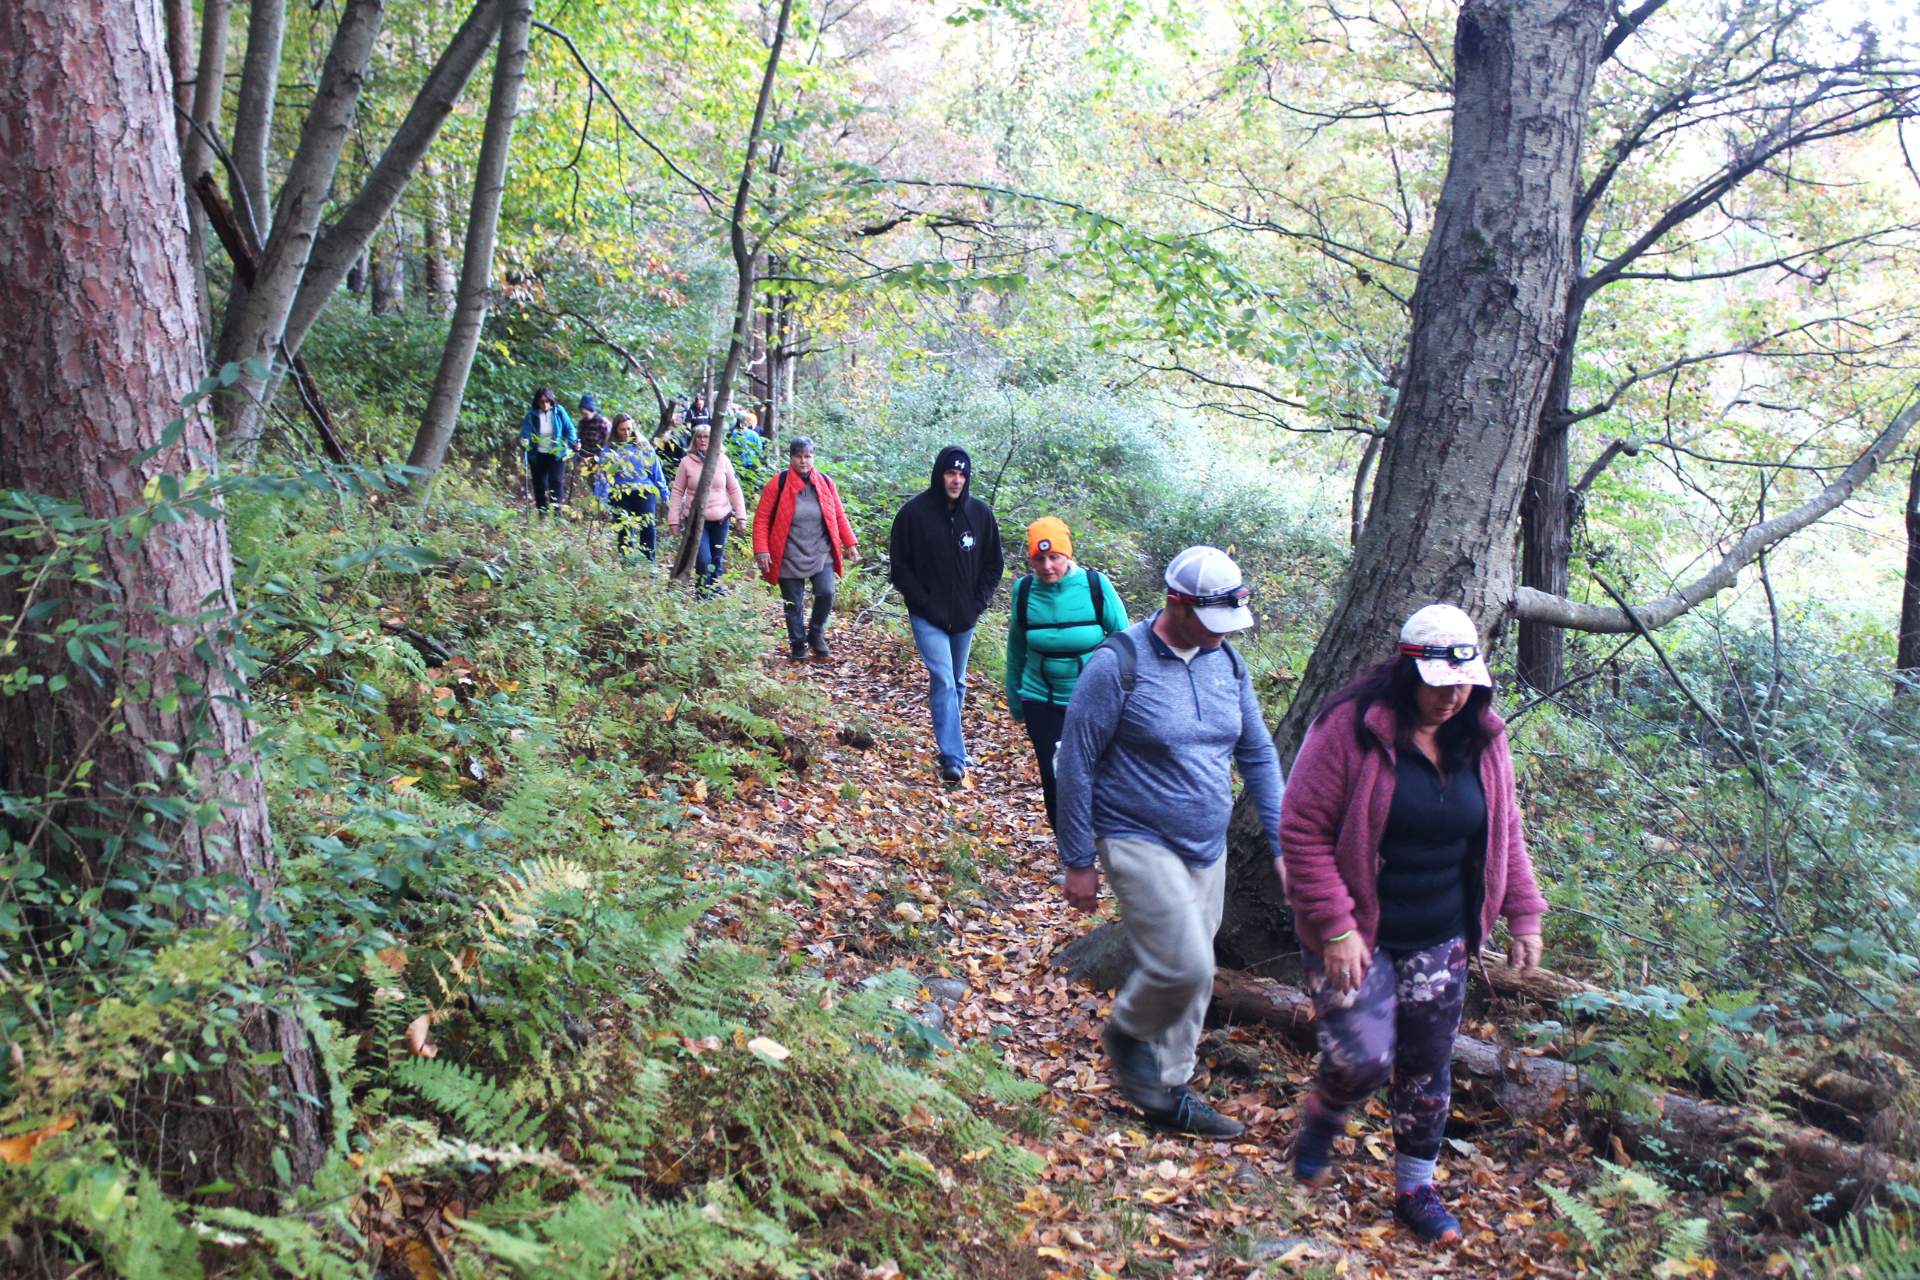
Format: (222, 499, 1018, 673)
(216, 0, 386, 458)
(670, 0, 795, 582)
(405, 0, 533, 482)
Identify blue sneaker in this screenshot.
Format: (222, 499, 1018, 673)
(1395, 1185, 1462, 1245)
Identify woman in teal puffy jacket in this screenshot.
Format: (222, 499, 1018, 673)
(1005, 516, 1128, 828)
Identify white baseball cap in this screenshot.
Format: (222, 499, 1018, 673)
(1399, 603, 1492, 688)
(1164, 546, 1254, 634)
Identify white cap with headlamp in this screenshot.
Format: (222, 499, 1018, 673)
(1164, 546, 1255, 634)
(1398, 603, 1492, 688)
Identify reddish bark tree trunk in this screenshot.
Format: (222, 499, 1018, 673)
(0, 0, 326, 1191)
(1217, 0, 1609, 969)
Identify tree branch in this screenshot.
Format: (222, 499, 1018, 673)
(1515, 393, 1920, 631)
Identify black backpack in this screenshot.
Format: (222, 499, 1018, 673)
(1014, 568, 1106, 635)
(1094, 628, 1243, 706)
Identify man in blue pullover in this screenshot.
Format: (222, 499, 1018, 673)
(1054, 545, 1286, 1138)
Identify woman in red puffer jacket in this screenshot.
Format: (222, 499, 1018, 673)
(752, 436, 858, 660)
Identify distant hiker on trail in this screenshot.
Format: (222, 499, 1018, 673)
(888, 445, 1004, 784)
(518, 387, 576, 512)
(597, 413, 668, 561)
(687, 393, 712, 426)
(729, 411, 767, 474)
(1053, 545, 1284, 1140)
(1005, 517, 1128, 828)
(753, 436, 858, 661)
(1281, 603, 1548, 1247)
(655, 406, 690, 474)
(668, 420, 748, 593)
(573, 393, 613, 506)
(576, 393, 612, 461)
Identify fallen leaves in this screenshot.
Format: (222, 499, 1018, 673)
(0, 1114, 75, 1165)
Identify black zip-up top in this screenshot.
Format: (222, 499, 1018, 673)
(888, 445, 1005, 634)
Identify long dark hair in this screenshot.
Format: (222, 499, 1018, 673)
(1315, 656, 1496, 768)
(530, 386, 555, 410)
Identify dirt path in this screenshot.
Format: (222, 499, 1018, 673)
(688, 614, 1584, 1279)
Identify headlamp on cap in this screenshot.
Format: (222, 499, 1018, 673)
(1399, 641, 1480, 665)
(1172, 584, 1253, 610)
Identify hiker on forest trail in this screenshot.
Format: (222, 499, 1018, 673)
(1281, 603, 1548, 1247)
(518, 387, 577, 513)
(573, 393, 613, 509)
(753, 436, 858, 661)
(1005, 517, 1128, 828)
(597, 413, 668, 560)
(668, 421, 748, 593)
(888, 445, 1004, 784)
(1053, 545, 1284, 1139)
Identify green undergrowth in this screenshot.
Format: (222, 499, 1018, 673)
(0, 472, 1043, 1278)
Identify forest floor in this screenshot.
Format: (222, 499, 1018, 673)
(681, 609, 1599, 1279)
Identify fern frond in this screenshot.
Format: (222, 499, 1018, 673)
(394, 1058, 544, 1146)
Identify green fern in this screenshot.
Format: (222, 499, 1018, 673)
(394, 1057, 545, 1146)
(1539, 1178, 1614, 1253)
(1802, 1213, 1920, 1279)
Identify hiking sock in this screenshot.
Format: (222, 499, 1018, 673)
(1394, 1152, 1439, 1194)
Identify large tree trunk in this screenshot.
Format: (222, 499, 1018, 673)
(670, 0, 796, 581)
(1899, 449, 1920, 695)
(216, 0, 386, 458)
(0, 0, 326, 1191)
(1517, 312, 1584, 690)
(406, 1, 533, 482)
(180, 0, 231, 335)
(1215, 0, 1608, 970)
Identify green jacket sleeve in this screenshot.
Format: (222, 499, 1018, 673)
(1005, 578, 1028, 721)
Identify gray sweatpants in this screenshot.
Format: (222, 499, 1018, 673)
(1099, 834, 1226, 1100)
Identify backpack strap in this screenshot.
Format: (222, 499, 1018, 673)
(1094, 631, 1138, 696)
(1016, 574, 1033, 633)
(1086, 569, 1103, 626)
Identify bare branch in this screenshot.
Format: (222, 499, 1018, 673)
(1515, 392, 1920, 631)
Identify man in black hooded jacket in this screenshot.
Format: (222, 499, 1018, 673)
(889, 445, 1004, 782)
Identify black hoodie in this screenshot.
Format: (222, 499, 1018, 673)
(888, 445, 1004, 633)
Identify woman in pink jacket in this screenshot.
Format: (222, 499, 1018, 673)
(667, 421, 749, 592)
(1281, 603, 1548, 1247)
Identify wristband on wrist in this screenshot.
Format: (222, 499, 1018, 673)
(1325, 929, 1355, 944)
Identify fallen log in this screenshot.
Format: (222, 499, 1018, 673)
(1209, 971, 1914, 1218)
(1058, 927, 1900, 1124)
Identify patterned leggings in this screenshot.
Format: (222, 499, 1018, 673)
(1304, 936, 1468, 1160)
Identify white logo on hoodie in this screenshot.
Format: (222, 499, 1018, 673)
(959, 532, 976, 551)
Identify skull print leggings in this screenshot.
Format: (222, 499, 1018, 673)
(1303, 936, 1469, 1160)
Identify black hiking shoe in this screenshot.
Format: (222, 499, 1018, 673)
(788, 642, 808, 661)
(1100, 1023, 1162, 1109)
(1146, 1090, 1246, 1140)
(807, 629, 831, 658)
(939, 763, 965, 784)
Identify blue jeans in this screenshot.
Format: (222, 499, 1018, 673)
(695, 517, 730, 588)
(908, 613, 974, 770)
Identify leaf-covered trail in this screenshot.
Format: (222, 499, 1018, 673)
(687, 613, 1587, 1278)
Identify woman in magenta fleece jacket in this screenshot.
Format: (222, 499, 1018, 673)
(1280, 604, 1548, 1247)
